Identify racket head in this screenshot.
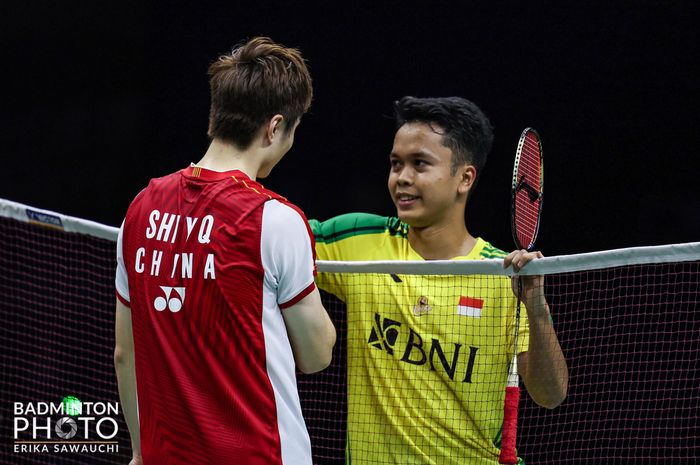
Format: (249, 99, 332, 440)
(511, 128, 544, 251)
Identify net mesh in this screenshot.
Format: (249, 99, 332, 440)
(519, 263, 700, 464)
(0, 215, 130, 464)
(1, 201, 699, 464)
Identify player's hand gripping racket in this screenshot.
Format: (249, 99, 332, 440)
(499, 128, 544, 464)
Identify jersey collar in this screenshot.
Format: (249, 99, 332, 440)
(407, 237, 486, 261)
(181, 164, 252, 182)
(451, 237, 486, 260)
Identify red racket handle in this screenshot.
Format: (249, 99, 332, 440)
(499, 386, 521, 464)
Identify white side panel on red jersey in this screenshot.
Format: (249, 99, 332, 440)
(262, 200, 316, 305)
(115, 221, 130, 303)
(261, 200, 314, 465)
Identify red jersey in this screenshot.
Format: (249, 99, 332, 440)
(116, 165, 317, 465)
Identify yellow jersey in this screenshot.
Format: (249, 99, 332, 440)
(310, 213, 528, 465)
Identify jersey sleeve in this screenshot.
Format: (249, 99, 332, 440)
(261, 200, 316, 309)
(308, 213, 395, 301)
(115, 221, 130, 306)
(308, 213, 393, 261)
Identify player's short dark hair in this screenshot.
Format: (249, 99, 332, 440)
(207, 37, 313, 149)
(394, 96, 494, 186)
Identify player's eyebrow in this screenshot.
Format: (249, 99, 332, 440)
(389, 149, 438, 160)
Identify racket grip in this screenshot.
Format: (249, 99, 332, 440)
(498, 386, 521, 464)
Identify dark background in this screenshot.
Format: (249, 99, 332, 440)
(2, 1, 698, 255)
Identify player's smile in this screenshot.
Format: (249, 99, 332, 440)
(395, 192, 420, 209)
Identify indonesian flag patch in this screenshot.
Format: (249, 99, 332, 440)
(457, 296, 484, 318)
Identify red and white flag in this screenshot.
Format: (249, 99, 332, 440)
(457, 296, 484, 318)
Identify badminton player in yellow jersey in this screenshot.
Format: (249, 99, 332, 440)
(310, 96, 568, 464)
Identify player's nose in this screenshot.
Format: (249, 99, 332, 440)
(395, 166, 414, 186)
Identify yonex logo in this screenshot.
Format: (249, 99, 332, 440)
(154, 286, 186, 312)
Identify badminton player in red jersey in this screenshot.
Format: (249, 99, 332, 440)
(114, 37, 336, 465)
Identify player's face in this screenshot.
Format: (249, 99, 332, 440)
(388, 122, 469, 228)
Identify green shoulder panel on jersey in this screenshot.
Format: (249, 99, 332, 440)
(309, 213, 408, 244)
(480, 243, 508, 259)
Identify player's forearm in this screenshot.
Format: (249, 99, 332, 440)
(523, 301, 569, 409)
(284, 287, 337, 374)
(114, 350, 141, 458)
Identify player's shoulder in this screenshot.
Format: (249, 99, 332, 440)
(478, 239, 509, 259)
(309, 213, 407, 244)
(122, 170, 182, 220)
(129, 170, 183, 202)
(262, 198, 308, 227)
(146, 169, 185, 191)
(261, 200, 314, 252)
(261, 198, 313, 243)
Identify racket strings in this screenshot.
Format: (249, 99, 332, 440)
(514, 135, 542, 250)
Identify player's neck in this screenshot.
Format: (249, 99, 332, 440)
(195, 139, 262, 180)
(408, 216, 476, 260)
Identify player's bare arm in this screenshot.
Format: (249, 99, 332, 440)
(505, 250, 569, 409)
(114, 299, 142, 465)
(283, 287, 336, 373)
